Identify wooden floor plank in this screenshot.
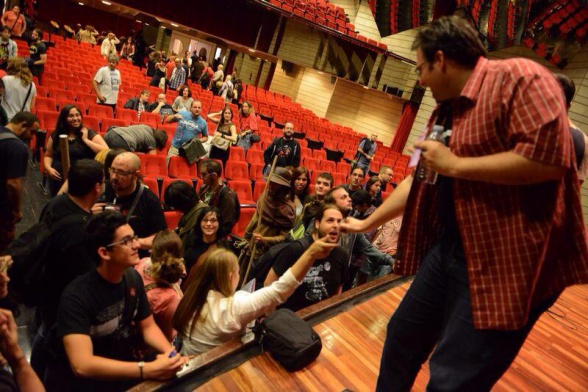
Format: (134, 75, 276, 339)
(199, 283, 588, 391)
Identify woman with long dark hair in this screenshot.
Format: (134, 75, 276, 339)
(207, 105, 238, 167)
(365, 176, 383, 207)
(43, 104, 108, 196)
(291, 166, 311, 217)
(181, 206, 229, 291)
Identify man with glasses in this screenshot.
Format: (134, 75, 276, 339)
(197, 159, 239, 234)
(45, 211, 187, 391)
(101, 152, 166, 257)
(378, 165, 393, 191)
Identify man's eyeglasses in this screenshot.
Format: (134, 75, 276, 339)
(415, 61, 427, 76)
(200, 172, 211, 179)
(108, 167, 136, 177)
(106, 235, 139, 249)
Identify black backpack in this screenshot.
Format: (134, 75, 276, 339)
(249, 236, 312, 290)
(256, 308, 322, 372)
(7, 214, 86, 307)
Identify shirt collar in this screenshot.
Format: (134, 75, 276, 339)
(459, 57, 489, 103)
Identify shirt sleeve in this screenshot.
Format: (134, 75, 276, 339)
(510, 70, 571, 168)
(58, 286, 92, 337)
(93, 68, 103, 83)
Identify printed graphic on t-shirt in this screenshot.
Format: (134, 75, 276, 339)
(110, 71, 120, 92)
(277, 145, 292, 159)
(303, 264, 330, 302)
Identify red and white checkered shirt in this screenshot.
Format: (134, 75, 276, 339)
(397, 57, 588, 330)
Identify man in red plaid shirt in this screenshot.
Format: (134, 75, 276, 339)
(342, 16, 588, 391)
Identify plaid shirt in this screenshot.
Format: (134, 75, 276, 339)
(168, 67, 186, 89)
(396, 57, 588, 330)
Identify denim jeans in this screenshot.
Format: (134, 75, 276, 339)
(376, 241, 559, 392)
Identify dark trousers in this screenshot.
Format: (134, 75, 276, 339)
(376, 241, 560, 392)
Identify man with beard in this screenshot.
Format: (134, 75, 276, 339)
(100, 152, 166, 257)
(197, 159, 239, 234)
(264, 203, 348, 311)
(263, 122, 301, 175)
(324, 186, 394, 290)
(28, 29, 47, 84)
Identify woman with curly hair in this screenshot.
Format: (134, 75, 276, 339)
(43, 104, 108, 196)
(135, 229, 185, 342)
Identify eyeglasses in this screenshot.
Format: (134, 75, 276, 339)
(200, 172, 212, 179)
(108, 167, 136, 177)
(415, 61, 427, 76)
(106, 234, 139, 249)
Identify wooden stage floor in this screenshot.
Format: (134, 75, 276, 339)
(197, 283, 588, 391)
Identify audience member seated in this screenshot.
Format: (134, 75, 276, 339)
(163, 180, 208, 256)
(101, 152, 166, 257)
(236, 101, 258, 153)
(44, 104, 108, 197)
(377, 165, 393, 192)
(363, 216, 402, 282)
(240, 168, 296, 276)
(343, 167, 365, 198)
(120, 37, 135, 60)
(134, 230, 185, 342)
(171, 86, 193, 113)
(291, 166, 311, 217)
(30, 159, 104, 378)
(207, 106, 238, 168)
(300, 172, 333, 232)
(197, 160, 240, 234)
(324, 186, 393, 291)
(104, 124, 167, 155)
(181, 206, 229, 291)
(173, 239, 337, 355)
(165, 100, 208, 164)
(1, 58, 37, 122)
(0, 255, 45, 391)
(265, 203, 348, 311)
(148, 93, 174, 116)
(44, 211, 187, 391)
(365, 176, 383, 207)
(123, 89, 151, 120)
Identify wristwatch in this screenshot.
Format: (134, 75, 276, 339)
(138, 361, 145, 379)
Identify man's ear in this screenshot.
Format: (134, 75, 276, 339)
(98, 247, 111, 261)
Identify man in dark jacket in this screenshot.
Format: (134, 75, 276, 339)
(123, 89, 151, 115)
(263, 122, 300, 175)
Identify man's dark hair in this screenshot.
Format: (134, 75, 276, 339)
(68, 159, 104, 197)
(316, 172, 333, 187)
(164, 180, 199, 212)
(324, 185, 346, 205)
(412, 15, 486, 68)
(1, 26, 10, 33)
(555, 73, 575, 108)
(314, 203, 339, 223)
(352, 190, 372, 208)
(9, 111, 38, 127)
(34, 28, 43, 40)
(153, 129, 168, 150)
(201, 159, 222, 176)
(85, 211, 127, 263)
(194, 206, 227, 243)
(350, 166, 365, 177)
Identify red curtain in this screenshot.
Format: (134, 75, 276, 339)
(391, 101, 418, 152)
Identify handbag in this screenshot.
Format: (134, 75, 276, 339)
(211, 133, 230, 150)
(255, 309, 322, 372)
(250, 133, 261, 143)
(179, 137, 207, 164)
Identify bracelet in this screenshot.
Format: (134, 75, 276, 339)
(138, 361, 145, 380)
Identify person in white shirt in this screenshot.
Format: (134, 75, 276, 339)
(92, 54, 121, 111)
(173, 237, 337, 355)
(100, 31, 119, 58)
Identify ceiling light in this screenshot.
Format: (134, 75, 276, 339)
(144, 23, 149, 26)
(101, 1, 111, 5)
(248, 48, 256, 53)
(78, 2, 84, 5)
(135, 20, 142, 23)
(171, 23, 179, 27)
(363, 86, 369, 89)
(160, 26, 166, 29)
(318, 71, 324, 75)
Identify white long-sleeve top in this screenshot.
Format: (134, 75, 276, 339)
(180, 269, 300, 355)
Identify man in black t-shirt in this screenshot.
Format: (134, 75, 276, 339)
(0, 112, 39, 253)
(28, 29, 46, 84)
(265, 204, 348, 311)
(100, 152, 166, 257)
(44, 211, 186, 391)
(263, 122, 301, 173)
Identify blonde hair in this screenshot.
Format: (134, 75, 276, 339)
(173, 249, 238, 337)
(149, 230, 185, 284)
(6, 57, 32, 87)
